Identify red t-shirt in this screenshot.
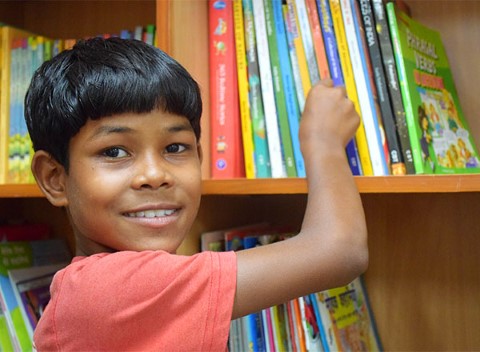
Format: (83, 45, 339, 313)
(33, 250, 237, 351)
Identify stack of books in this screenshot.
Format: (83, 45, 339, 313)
(208, 0, 480, 178)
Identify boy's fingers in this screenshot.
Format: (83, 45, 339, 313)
(318, 78, 334, 87)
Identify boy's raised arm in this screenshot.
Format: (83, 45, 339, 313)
(233, 79, 368, 319)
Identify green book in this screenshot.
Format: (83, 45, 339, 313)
(387, 2, 480, 174)
(264, 0, 297, 177)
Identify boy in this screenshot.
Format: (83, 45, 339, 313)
(26, 37, 368, 350)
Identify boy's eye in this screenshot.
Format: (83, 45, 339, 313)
(103, 147, 129, 158)
(166, 143, 187, 154)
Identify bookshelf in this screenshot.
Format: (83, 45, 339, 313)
(0, 0, 479, 350)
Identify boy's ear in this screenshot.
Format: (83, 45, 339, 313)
(31, 151, 69, 207)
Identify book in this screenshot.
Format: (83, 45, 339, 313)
(298, 295, 323, 351)
(305, 0, 330, 80)
(328, 0, 374, 175)
(371, 0, 415, 174)
(243, 0, 271, 178)
(0, 303, 15, 352)
(340, 0, 389, 175)
(264, 0, 297, 177)
(233, 0, 256, 179)
(293, 0, 321, 85)
(314, 276, 382, 351)
(208, 0, 245, 178)
(387, 2, 480, 174)
(357, 0, 407, 175)
(316, 0, 362, 175)
(0, 26, 32, 184)
(272, 0, 306, 178)
(8, 262, 67, 339)
(252, 0, 286, 178)
(0, 223, 51, 242)
(285, 0, 311, 108)
(0, 239, 71, 351)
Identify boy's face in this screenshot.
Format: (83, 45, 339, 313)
(60, 110, 202, 255)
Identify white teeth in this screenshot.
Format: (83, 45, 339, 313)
(127, 209, 176, 218)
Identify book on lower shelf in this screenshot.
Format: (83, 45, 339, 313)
(8, 262, 68, 339)
(0, 238, 71, 351)
(313, 276, 382, 351)
(201, 224, 382, 351)
(386, 2, 480, 174)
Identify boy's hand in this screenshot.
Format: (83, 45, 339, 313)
(299, 79, 359, 154)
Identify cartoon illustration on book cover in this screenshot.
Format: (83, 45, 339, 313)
(417, 89, 479, 171)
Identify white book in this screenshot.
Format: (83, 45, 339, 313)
(340, 0, 389, 175)
(294, 0, 321, 84)
(252, 0, 286, 178)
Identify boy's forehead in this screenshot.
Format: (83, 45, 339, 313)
(84, 111, 193, 134)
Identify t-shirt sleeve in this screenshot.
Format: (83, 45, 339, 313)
(33, 250, 237, 351)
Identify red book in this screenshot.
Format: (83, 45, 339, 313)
(208, 0, 245, 178)
(0, 223, 51, 241)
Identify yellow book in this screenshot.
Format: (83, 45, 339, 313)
(329, 0, 373, 176)
(285, 0, 311, 101)
(233, 0, 255, 179)
(0, 26, 34, 184)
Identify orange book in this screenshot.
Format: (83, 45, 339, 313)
(305, 0, 330, 80)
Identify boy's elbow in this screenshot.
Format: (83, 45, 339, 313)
(341, 231, 369, 285)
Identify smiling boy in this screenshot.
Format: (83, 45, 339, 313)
(26, 37, 368, 351)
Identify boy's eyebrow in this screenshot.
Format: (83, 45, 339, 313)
(88, 125, 134, 141)
(88, 121, 193, 141)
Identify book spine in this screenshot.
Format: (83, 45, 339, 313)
(8, 40, 21, 184)
(272, 0, 306, 177)
(252, 0, 286, 178)
(283, 3, 306, 111)
(329, 0, 374, 175)
(316, 0, 361, 175)
(385, 2, 424, 173)
(310, 293, 330, 352)
(233, 0, 256, 179)
(208, 0, 245, 178)
(350, 0, 391, 174)
(0, 305, 15, 352)
(358, 0, 406, 175)
(305, 0, 331, 80)
(293, 0, 321, 85)
(285, 0, 312, 101)
(264, 0, 297, 177)
(340, 0, 389, 175)
(243, 0, 272, 178)
(371, 0, 415, 174)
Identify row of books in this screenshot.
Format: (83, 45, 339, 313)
(0, 223, 72, 352)
(208, 0, 480, 178)
(201, 223, 382, 351)
(0, 23, 156, 185)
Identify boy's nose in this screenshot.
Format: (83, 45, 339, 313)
(131, 154, 172, 190)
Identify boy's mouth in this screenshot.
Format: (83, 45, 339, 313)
(125, 209, 177, 218)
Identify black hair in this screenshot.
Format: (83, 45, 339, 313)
(25, 36, 202, 170)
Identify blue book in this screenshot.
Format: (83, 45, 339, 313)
(317, 0, 362, 175)
(243, 236, 267, 352)
(272, 0, 305, 177)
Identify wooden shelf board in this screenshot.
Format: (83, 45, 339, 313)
(1, 174, 479, 198)
(202, 174, 480, 195)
